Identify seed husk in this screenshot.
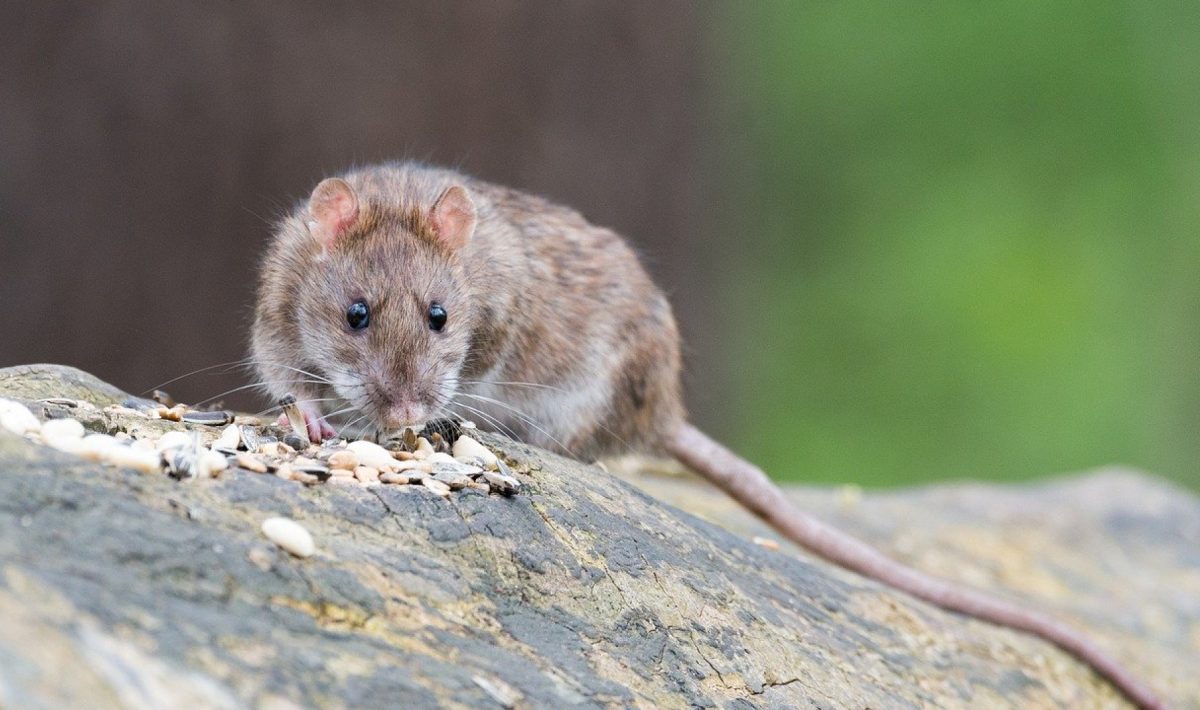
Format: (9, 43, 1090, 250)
(216, 423, 241, 450)
(182, 410, 234, 426)
(278, 395, 309, 445)
(481, 471, 520, 496)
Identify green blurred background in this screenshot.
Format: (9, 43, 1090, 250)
(3, 3, 1196, 490)
(719, 2, 1200, 488)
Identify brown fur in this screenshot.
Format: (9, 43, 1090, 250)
(252, 161, 684, 459)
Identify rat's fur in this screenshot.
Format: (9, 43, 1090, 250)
(252, 162, 1161, 709)
(253, 162, 684, 457)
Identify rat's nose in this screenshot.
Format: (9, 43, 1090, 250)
(382, 401, 426, 430)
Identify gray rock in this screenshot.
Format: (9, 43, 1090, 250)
(0, 364, 1195, 708)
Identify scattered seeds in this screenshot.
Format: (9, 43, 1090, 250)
(278, 394, 310, 445)
(481, 471, 520, 496)
(353, 466, 379, 483)
(182, 410, 234, 426)
(0, 399, 41, 436)
(346, 440, 396, 470)
(216, 423, 241, 450)
(327, 450, 358, 470)
(235, 453, 269, 473)
(453, 435, 498, 468)
(156, 431, 193, 452)
(197, 450, 228, 478)
(40, 417, 85, 440)
(104, 445, 163, 474)
(752, 536, 780, 551)
(261, 517, 315, 558)
(421, 477, 452, 497)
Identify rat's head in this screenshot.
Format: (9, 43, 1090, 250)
(294, 177, 477, 430)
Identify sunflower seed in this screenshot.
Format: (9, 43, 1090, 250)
(182, 410, 234, 426)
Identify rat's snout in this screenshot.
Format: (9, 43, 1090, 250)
(381, 400, 427, 430)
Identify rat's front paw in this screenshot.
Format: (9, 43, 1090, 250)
(277, 403, 337, 443)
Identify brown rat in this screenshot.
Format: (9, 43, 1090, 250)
(252, 162, 1162, 709)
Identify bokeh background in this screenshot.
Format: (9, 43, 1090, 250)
(2, 2, 1197, 490)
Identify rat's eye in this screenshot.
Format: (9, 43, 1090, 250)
(346, 299, 370, 331)
(428, 303, 447, 332)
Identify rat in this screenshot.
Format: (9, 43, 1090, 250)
(251, 162, 1162, 709)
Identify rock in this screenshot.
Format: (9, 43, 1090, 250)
(0, 364, 1195, 708)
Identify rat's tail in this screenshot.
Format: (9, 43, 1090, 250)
(667, 422, 1165, 710)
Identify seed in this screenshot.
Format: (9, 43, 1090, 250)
(394, 459, 432, 472)
(261, 517, 315, 558)
(290, 470, 319, 485)
(283, 433, 306, 451)
(293, 458, 331, 480)
(197, 450, 228, 478)
(393, 450, 415, 461)
(0, 399, 40, 436)
(427, 451, 457, 465)
(346, 440, 396, 470)
(327, 475, 357, 485)
(353, 466, 379, 483)
(216, 423, 241, 450)
(432, 460, 483, 476)
(40, 398, 80, 408)
(278, 395, 309, 445)
(155, 406, 183, 422)
(379, 472, 407, 484)
(79, 434, 120, 461)
(235, 453, 269, 473)
(452, 435, 498, 467)
(40, 417, 85, 440)
(414, 437, 435, 459)
(240, 426, 264, 451)
(104, 445, 162, 474)
(327, 450, 358, 470)
(156, 431, 194, 452)
(421, 478, 451, 497)
(433, 470, 472, 490)
(181, 410, 234, 426)
(481, 471, 520, 496)
(752, 536, 780, 551)
(274, 463, 294, 480)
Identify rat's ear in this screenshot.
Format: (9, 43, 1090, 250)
(429, 185, 476, 251)
(307, 178, 359, 248)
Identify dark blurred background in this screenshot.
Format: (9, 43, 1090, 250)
(2, 2, 1197, 490)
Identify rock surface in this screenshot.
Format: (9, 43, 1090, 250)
(0, 364, 1196, 709)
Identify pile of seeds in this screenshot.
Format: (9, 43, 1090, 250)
(0, 394, 522, 498)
